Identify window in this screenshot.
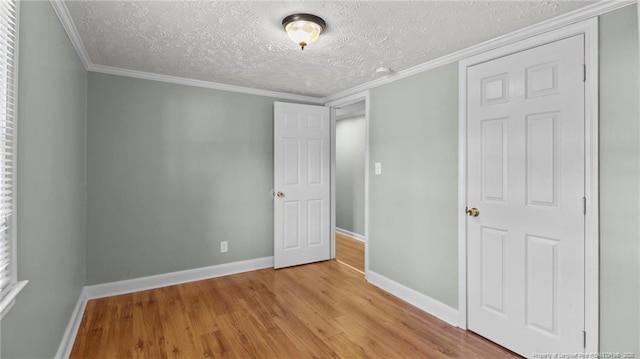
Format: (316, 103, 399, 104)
(0, 0, 25, 317)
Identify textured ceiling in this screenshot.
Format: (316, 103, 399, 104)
(65, 1, 596, 98)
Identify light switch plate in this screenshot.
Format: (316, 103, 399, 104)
(374, 162, 382, 175)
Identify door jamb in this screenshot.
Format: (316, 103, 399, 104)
(457, 18, 599, 352)
(325, 91, 371, 276)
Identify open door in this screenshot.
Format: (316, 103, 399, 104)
(274, 102, 331, 268)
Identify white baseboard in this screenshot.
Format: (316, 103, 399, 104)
(55, 287, 88, 359)
(56, 256, 274, 358)
(336, 227, 366, 242)
(84, 256, 274, 300)
(366, 270, 459, 327)
(56, 258, 459, 358)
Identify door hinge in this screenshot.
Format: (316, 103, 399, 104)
(582, 64, 586, 82)
(582, 197, 587, 215)
(582, 331, 586, 348)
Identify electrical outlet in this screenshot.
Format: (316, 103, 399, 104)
(220, 241, 228, 253)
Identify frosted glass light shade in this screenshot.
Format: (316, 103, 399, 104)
(285, 21, 322, 49)
(282, 14, 326, 50)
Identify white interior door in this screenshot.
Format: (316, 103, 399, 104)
(466, 35, 585, 356)
(274, 102, 331, 268)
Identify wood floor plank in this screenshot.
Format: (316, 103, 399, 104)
(132, 290, 167, 359)
(70, 260, 519, 359)
(335, 233, 365, 273)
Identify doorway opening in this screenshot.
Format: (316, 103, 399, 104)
(334, 100, 366, 274)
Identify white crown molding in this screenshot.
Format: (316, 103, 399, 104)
(366, 270, 459, 327)
(49, 0, 324, 104)
(321, 0, 636, 103)
(88, 64, 324, 104)
(50, 0, 634, 105)
(49, 0, 91, 70)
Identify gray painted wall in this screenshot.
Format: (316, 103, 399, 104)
(85, 73, 296, 284)
(2, 2, 637, 356)
(367, 4, 640, 353)
(599, 5, 639, 354)
(369, 63, 459, 308)
(1, 2, 87, 358)
(336, 116, 365, 236)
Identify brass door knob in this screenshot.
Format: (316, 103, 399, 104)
(466, 207, 480, 217)
(276, 191, 285, 198)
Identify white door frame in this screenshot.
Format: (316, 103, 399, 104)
(458, 18, 599, 352)
(325, 91, 371, 275)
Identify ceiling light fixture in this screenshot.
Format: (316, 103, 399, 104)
(282, 13, 326, 51)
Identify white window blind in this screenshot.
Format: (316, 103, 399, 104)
(0, 0, 17, 303)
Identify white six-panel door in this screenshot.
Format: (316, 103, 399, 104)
(274, 102, 331, 268)
(466, 35, 585, 356)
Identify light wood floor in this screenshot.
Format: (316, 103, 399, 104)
(71, 261, 518, 359)
(335, 232, 365, 274)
